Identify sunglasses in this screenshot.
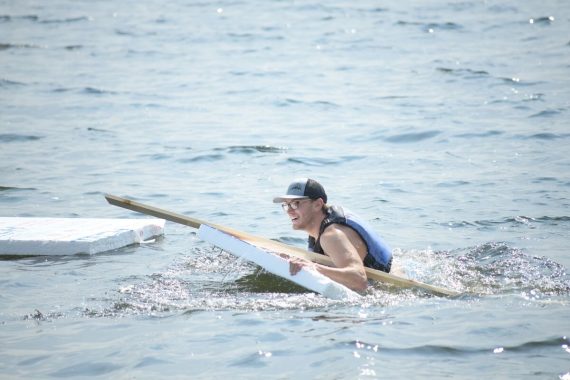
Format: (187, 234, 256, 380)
(281, 199, 311, 212)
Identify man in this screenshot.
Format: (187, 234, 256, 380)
(273, 178, 392, 292)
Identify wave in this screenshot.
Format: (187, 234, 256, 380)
(528, 16, 555, 25)
(0, 43, 41, 50)
(0, 186, 37, 192)
(0, 14, 39, 22)
(0, 133, 42, 142)
(52, 86, 118, 96)
(453, 130, 503, 138)
(0, 14, 90, 24)
(229, 70, 287, 78)
(0, 78, 26, 87)
(0, 43, 84, 51)
(86, 127, 114, 134)
(215, 145, 287, 154)
(39, 16, 91, 24)
(349, 336, 569, 356)
(82, 87, 115, 95)
(533, 216, 570, 222)
(0, 43, 81, 51)
(436, 67, 543, 87)
(64, 45, 83, 50)
(515, 132, 570, 140)
(436, 67, 489, 78)
(115, 29, 136, 37)
(436, 242, 570, 295)
(529, 109, 566, 118)
(396, 20, 463, 32)
(497, 76, 544, 86)
(384, 130, 441, 143)
(443, 215, 570, 232)
(286, 155, 364, 166)
(435, 180, 471, 188)
(177, 154, 225, 163)
(227, 32, 285, 41)
(163, 146, 288, 164)
(274, 98, 340, 109)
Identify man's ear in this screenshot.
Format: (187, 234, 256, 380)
(313, 198, 325, 210)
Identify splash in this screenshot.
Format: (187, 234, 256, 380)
(72, 242, 570, 318)
(399, 242, 570, 297)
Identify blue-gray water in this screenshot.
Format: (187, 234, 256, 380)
(1, 0, 569, 378)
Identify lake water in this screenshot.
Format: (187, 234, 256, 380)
(1, 0, 569, 378)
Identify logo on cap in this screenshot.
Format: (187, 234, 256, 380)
(290, 184, 303, 192)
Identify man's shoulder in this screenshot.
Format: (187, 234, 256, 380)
(319, 221, 367, 257)
(321, 223, 356, 240)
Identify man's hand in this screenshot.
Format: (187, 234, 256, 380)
(289, 256, 315, 275)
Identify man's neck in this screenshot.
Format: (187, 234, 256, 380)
(307, 211, 326, 239)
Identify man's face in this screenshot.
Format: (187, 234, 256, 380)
(283, 199, 316, 231)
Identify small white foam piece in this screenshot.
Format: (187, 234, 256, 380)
(0, 217, 165, 256)
(198, 224, 360, 300)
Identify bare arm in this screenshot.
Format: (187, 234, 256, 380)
(289, 225, 368, 291)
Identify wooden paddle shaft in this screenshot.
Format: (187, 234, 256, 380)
(104, 194, 459, 297)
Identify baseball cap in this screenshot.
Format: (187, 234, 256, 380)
(272, 178, 327, 203)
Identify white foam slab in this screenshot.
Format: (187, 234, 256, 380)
(0, 217, 165, 256)
(198, 224, 360, 300)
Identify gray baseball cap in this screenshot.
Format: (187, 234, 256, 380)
(272, 178, 328, 203)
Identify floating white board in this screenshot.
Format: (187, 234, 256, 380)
(0, 217, 165, 256)
(198, 224, 360, 300)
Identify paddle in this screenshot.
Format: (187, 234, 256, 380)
(105, 194, 460, 297)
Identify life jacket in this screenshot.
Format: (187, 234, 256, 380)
(308, 205, 392, 272)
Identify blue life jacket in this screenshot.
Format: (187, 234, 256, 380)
(308, 205, 392, 272)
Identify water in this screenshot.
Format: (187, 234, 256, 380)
(1, 0, 569, 378)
